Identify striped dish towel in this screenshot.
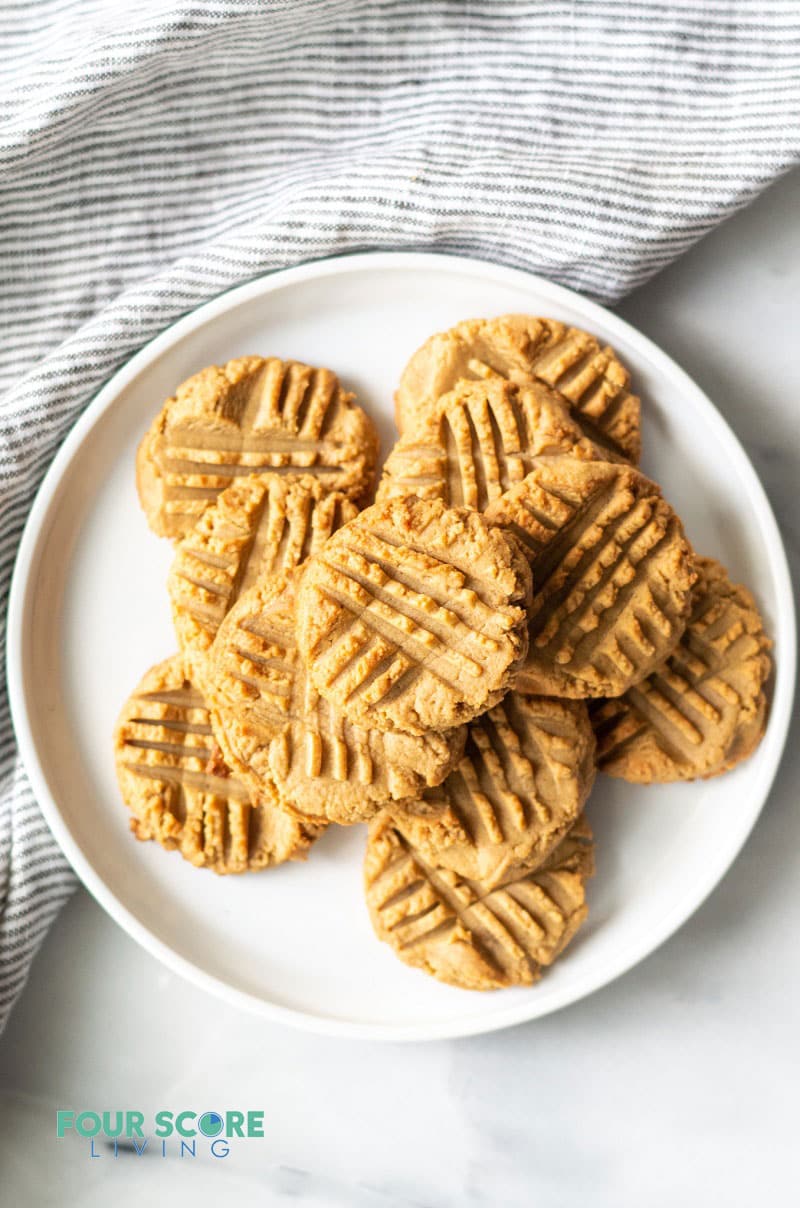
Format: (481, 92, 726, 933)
(1, 0, 798, 1033)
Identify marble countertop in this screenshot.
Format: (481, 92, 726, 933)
(1, 168, 798, 1208)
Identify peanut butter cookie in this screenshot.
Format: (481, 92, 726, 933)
(137, 356, 379, 538)
(486, 456, 696, 698)
(388, 693, 595, 888)
(395, 314, 640, 462)
(295, 496, 532, 735)
(590, 557, 772, 781)
(207, 572, 467, 826)
(168, 473, 357, 690)
(364, 813, 595, 991)
(114, 655, 319, 873)
(377, 378, 601, 511)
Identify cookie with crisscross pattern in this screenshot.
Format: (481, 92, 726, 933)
(395, 314, 640, 461)
(377, 377, 601, 511)
(295, 496, 532, 735)
(207, 572, 467, 825)
(168, 472, 357, 690)
(114, 655, 319, 873)
(486, 456, 696, 699)
(388, 693, 595, 888)
(590, 557, 771, 781)
(364, 813, 595, 990)
(137, 356, 378, 538)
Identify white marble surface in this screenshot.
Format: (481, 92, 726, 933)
(1, 169, 799, 1207)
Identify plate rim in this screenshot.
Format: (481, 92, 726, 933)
(6, 250, 796, 1042)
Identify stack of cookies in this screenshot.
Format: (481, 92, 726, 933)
(115, 319, 773, 993)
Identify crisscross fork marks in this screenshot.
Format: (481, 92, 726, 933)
(115, 655, 318, 872)
(530, 497, 664, 655)
(526, 325, 639, 455)
(595, 595, 754, 765)
(121, 680, 242, 833)
(389, 694, 593, 886)
(591, 556, 772, 779)
(475, 702, 558, 827)
(139, 357, 379, 538)
(534, 334, 618, 417)
(335, 528, 509, 633)
(458, 707, 536, 843)
(171, 478, 356, 655)
(385, 379, 582, 510)
(212, 582, 461, 806)
(553, 526, 677, 688)
(459, 317, 638, 458)
(368, 838, 520, 978)
(310, 540, 513, 691)
(529, 489, 648, 647)
(366, 823, 591, 987)
(593, 684, 705, 770)
(361, 521, 512, 610)
(311, 579, 476, 699)
(298, 497, 530, 733)
(527, 476, 622, 593)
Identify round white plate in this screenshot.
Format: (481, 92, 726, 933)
(7, 252, 795, 1042)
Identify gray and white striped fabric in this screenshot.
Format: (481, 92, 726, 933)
(1, 0, 799, 1032)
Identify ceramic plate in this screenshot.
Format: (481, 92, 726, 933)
(7, 252, 795, 1041)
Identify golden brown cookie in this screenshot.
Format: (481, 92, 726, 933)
(364, 813, 595, 991)
(376, 378, 601, 511)
(590, 556, 772, 781)
(136, 356, 379, 538)
(395, 314, 641, 462)
(486, 456, 696, 699)
(295, 496, 532, 735)
(206, 572, 467, 826)
(168, 473, 357, 689)
(114, 655, 318, 873)
(388, 693, 595, 888)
